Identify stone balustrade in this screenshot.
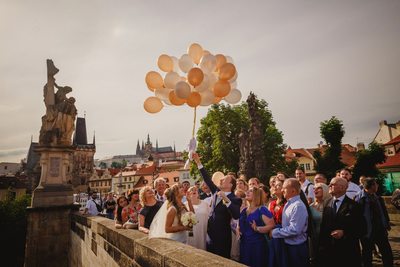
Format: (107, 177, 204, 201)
(69, 212, 245, 267)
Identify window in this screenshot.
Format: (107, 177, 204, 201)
(300, 164, 305, 169)
(124, 177, 127, 182)
(129, 177, 132, 181)
(4, 166, 7, 170)
(128, 184, 131, 189)
(143, 180, 148, 184)
(165, 178, 169, 183)
(174, 177, 179, 182)
(305, 163, 311, 171)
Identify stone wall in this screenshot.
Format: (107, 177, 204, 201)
(25, 205, 75, 267)
(70, 213, 245, 267)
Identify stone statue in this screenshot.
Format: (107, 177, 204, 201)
(39, 60, 77, 146)
(239, 92, 267, 181)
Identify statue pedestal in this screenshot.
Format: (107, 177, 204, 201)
(31, 146, 74, 207)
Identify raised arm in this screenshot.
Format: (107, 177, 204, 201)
(192, 153, 218, 193)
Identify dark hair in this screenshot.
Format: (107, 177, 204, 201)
(340, 168, 352, 174)
(227, 172, 237, 178)
(116, 196, 128, 223)
(296, 167, 305, 173)
(260, 185, 270, 196)
(127, 189, 139, 201)
(363, 177, 376, 190)
(230, 176, 237, 193)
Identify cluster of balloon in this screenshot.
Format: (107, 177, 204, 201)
(143, 43, 242, 114)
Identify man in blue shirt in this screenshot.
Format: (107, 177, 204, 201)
(271, 178, 309, 267)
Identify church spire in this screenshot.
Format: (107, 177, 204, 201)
(146, 134, 151, 145)
(136, 140, 141, 155)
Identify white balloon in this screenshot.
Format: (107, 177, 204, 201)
(230, 81, 237, 89)
(171, 56, 179, 72)
(224, 88, 242, 104)
(154, 87, 172, 100)
(162, 97, 172, 106)
(164, 72, 180, 89)
(200, 54, 216, 73)
(207, 72, 218, 90)
(200, 90, 215, 106)
(225, 56, 234, 64)
(178, 54, 194, 73)
(194, 73, 210, 92)
(175, 81, 191, 99)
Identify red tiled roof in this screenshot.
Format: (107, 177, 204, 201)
(285, 148, 314, 160)
(135, 164, 156, 175)
(287, 144, 357, 168)
(378, 152, 400, 168)
(384, 135, 400, 146)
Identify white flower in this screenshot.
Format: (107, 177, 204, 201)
(181, 211, 198, 227)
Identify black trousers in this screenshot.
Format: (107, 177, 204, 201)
(361, 235, 393, 267)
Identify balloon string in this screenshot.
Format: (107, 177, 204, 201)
(192, 107, 197, 138)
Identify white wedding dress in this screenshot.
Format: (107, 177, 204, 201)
(186, 200, 210, 250)
(149, 201, 187, 244)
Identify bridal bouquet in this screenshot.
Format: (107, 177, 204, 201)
(181, 212, 198, 237)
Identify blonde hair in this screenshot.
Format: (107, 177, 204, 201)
(139, 186, 153, 206)
(311, 182, 331, 209)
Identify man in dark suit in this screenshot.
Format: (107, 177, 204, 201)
(356, 177, 393, 267)
(193, 153, 241, 259)
(318, 177, 365, 267)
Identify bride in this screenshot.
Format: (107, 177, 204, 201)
(149, 183, 194, 243)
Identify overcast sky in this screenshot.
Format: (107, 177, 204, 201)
(1, 1, 399, 163)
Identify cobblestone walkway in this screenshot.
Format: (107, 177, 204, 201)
(372, 213, 400, 266)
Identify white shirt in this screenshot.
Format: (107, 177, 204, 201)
(85, 198, 100, 216)
(332, 194, 346, 212)
(301, 179, 315, 201)
(346, 181, 361, 200)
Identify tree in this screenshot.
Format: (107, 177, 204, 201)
(0, 194, 31, 267)
(196, 95, 289, 184)
(313, 116, 345, 181)
(99, 162, 107, 169)
(196, 104, 244, 174)
(111, 161, 123, 169)
(352, 142, 386, 192)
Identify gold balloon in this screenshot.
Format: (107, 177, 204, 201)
(212, 171, 224, 185)
(188, 43, 203, 65)
(169, 90, 186, 106)
(145, 71, 164, 91)
(157, 54, 173, 72)
(187, 67, 204, 87)
(213, 80, 231, 98)
(143, 96, 163, 113)
(219, 63, 236, 81)
(186, 92, 201, 107)
(215, 54, 227, 71)
(213, 96, 222, 104)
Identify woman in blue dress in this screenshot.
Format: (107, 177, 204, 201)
(238, 187, 275, 267)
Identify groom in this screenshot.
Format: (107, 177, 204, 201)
(193, 153, 241, 259)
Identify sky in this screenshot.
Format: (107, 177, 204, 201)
(1, 1, 399, 163)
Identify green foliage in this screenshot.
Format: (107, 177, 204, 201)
(353, 142, 386, 192)
(314, 116, 346, 181)
(196, 96, 289, 184)
(111, 161, 123, 169)
(99, 161, 107, 169)
(197, 104, 245, 174)
(0, 194, 31, 267)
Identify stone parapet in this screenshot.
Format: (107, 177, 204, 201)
(70, 213, 245, 267)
